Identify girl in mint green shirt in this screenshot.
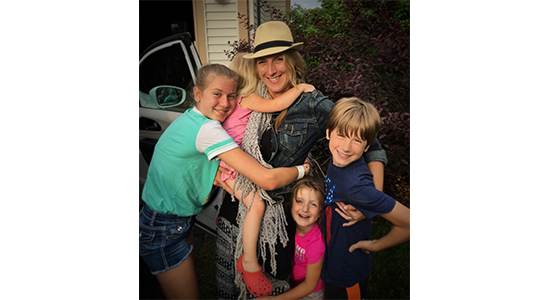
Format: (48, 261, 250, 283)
(140, 64, 309, 299)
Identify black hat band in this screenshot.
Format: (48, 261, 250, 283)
(253, 40, 294, 53)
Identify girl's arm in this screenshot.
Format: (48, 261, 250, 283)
(240, 83, 315, 113)
(259, 256, 324, 300)
(349, 201, 410, 254)
(217, 148, 308, 191)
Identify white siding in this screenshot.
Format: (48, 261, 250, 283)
(204, 0, 239, 66)
(270, 0, 287, 11)
(260, 4, 266, 24)
(249, 0, 288, 40)
(250, 0, 260, 30)
(206, 12, 237, 20)
(263, 0, 287, 21)
(209, 36, 237, 44)
(201, 0, 288, 65)
(207, 20, 237, 28)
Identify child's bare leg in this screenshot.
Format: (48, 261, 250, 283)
(226, 178, 265, 273)
(155, 233, 199, 299)
(241, 192, 264, 272)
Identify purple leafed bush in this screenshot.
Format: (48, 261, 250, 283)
(378, 107, 410, 178)
(288, 0, 409, 179)
(289, 0, 409, 113)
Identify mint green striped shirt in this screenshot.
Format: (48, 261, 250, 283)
(142, 108, 238, 216)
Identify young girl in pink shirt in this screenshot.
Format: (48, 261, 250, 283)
(220, 53, 315, 297)
(259, 176, 326, 300)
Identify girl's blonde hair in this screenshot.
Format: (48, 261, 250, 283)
(241, 49, 306, 133)
(196, 63, 241, 93)
(326, 97, 381, 147)
(229, 52, 256, 97)
(291, 176, 325, 209)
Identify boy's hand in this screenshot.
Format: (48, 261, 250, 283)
(349, 239, 378, 254)
(335, 202, 366, 226)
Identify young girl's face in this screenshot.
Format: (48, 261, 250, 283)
(194, 74, 238, 123)
(291, 187, 323, 234)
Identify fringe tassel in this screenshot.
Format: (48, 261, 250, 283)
(230, 82, 290, 298)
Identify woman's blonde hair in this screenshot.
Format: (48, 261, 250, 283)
(242, 49, 306, 133)
(326, 97, 381, 147)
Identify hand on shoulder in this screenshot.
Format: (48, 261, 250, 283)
(297, 83, 315, 93)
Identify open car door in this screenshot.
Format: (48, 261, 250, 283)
(139, 33, 221, 235)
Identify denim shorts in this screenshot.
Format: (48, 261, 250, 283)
(139, 203, 195, 275)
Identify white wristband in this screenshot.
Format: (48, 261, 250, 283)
(296, 165, 305, 180)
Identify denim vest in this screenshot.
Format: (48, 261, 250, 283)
(267, 89, 387, 201)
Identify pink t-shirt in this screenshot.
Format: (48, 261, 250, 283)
(222, 97, 252, 147)
(291, 223, 325, 293)
(220, 97, 252, 181)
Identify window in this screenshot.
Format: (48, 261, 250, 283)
(139, 43, 196, 113)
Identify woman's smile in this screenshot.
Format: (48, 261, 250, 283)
(268, 75, 281, 83)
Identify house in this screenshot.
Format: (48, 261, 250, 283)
(140, 0, 289, 65)
(192, 0, 290, 66)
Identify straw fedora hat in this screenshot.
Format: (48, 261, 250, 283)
(243, 21, 303, 59)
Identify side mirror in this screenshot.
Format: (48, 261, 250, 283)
(148, 86, 186, 108)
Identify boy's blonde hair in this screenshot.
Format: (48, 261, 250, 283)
(326, 97, 381, 147)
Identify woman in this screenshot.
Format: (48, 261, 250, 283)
(215, 21, 387, 299)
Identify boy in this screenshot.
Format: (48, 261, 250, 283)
(321, 97, 410, 299)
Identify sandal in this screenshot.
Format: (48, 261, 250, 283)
(237, 254, 273, 297)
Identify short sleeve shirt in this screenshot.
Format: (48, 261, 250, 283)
(222, 97, 252, 147)
(142, 108, 238, 216)
(291, 224, 325, 293)
(321, 157, 396, 288)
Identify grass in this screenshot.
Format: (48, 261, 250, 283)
(367, 216, 410, 299)
(195, 230, 218, 299)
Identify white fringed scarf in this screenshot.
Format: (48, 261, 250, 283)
(231, 82, 290, 298)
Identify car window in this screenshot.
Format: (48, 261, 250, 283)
(139, 43, 196, 113)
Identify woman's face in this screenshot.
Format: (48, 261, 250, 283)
(193, 74, 238, 123)
(256, 53, 291, 98)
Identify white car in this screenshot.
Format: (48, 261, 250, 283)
(139, 33, 222, 235)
